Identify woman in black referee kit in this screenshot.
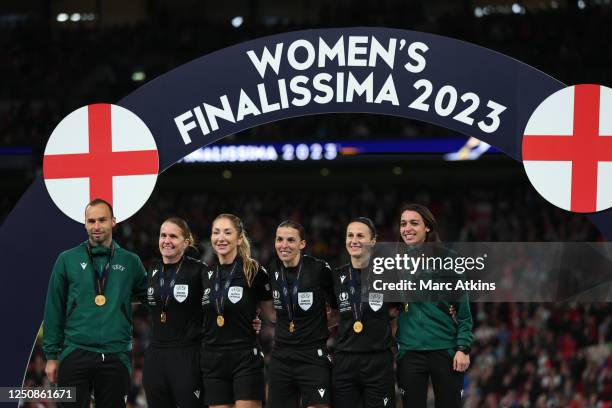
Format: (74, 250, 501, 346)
(143, 217, 206, 408)
(395, 203, 473, 408)
(267, 220, 335, 408)
(201, 213, 275, 408)
(331, 217, 399, 408)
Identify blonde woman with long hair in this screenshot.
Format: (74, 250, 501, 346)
(201, 214, 275, 408)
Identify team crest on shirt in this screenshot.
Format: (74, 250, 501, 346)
(298, 292, 313, 311)
(228, 286, 243, 303)
(368, 292, 384, 312)
(173, 284, 188, 302)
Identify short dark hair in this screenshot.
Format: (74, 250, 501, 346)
(277, 220, 306, 240)
(85, 198, 114, 218)
(348, 216, 377, 239)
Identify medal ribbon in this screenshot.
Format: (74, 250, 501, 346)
(86, 243, 115, 298)
(159, 257, 184, 314)
(279, 256, 304, 324)
(213, 260, 239, 317)
(347, 266, 370, 322)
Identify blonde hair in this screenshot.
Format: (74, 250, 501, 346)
(213, 214, 259, 287)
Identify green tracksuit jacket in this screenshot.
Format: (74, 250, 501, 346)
(42, 240, 147, 370)
(395, 246, 474, 360)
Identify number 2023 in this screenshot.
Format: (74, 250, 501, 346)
(408, 79, 506, 134)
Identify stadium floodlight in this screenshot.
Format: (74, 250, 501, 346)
(512, 4, 522, 14)
(56, 13, 68, 22)
(70, 13, 81, 22)
(231, 16, 244, 28)
(577, 0, 586, 9)
(474, 7, 484, 17)
(132, 71, 146, 82)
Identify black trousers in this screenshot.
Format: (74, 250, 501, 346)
(57, 348, 130, 408)
(143, 346, 204, 408)
(396, 350, 464, 408)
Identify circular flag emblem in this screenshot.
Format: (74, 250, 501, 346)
(43, 103, 159, 223)
(522, 84, 612, 213)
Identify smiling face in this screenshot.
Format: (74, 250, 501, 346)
(211, 217, 242, 262)
(85, 203, 116, 247)
(275, 226, 305, 267)
(345, 221, 375, 259)
(400, 210, 430, 246)
(159, 221, 189, 264)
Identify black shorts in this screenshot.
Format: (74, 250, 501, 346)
(143, 345, 202, 408)
(201, 347, 265, 405)
(268, 346, 332, 408)
(332, 350, 395, 408)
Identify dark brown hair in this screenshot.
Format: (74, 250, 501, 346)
(399, 203, 441, 243)
(277, 220, 306, 241)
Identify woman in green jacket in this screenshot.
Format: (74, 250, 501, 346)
(395, 203, 473, 408)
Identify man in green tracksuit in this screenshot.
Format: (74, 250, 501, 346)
(43, 198, 147, 408)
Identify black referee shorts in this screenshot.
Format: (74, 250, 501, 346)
(396, 350, 464, 408)
(268, 346, 332, 408)
(143, 345, 203, 408)
(201, 347, 265, 405)
(332, 350, 395, 408)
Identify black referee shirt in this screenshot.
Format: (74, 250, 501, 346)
(201, 256, 272, 349)
(331, 264, 396, 352)
(268, 254, 334, 349)
(147, 256, 205, 348)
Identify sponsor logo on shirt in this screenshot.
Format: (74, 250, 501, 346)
(202, 288, 211, 305)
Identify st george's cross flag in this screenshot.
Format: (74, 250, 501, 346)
(43, 104, 159, 222)
(522, 84, 612, 213)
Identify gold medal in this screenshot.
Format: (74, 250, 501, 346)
(94, 295, 106, 306)
(353, 320, 363, 333)
(160, 312, 167, 323)
(216, 315, 225, 327)
(289, 321, 295, 334)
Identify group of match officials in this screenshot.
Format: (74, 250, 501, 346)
(42, 198, 473, 408)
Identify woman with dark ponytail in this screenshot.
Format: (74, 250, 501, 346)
(330, 217, 399, 408)
(201, 214, 275, 408)
(143, 217, 207, 408)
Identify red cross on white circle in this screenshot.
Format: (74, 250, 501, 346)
(43, 104, 159, 222)
(522, 84, 612, 213)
